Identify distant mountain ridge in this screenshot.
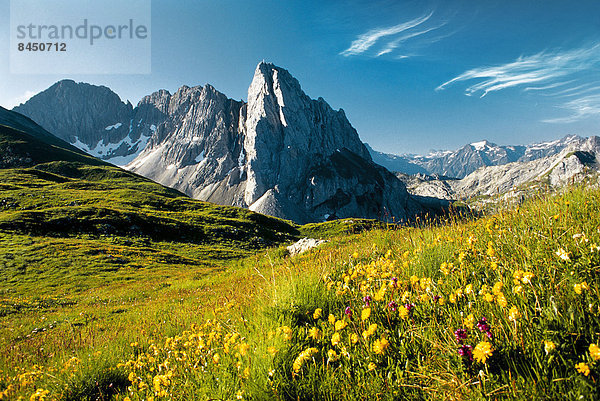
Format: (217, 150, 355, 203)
(369, 135, 586, 178)
(14, 80, 156, 165)
(13, 62, 426, 224)
(396, 135, 600, 209)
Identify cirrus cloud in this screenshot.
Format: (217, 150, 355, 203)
(340, 11, 448, 58)
(437, 43, 600, 123)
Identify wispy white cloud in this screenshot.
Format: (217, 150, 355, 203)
(340, 11, 446, 58)
(437, 43, 600, 123)
(374, 24, 445, 57)
(543, 93, 600, 123)
(523, 80, 574, 92)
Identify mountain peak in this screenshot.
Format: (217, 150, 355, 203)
(469, 140, 496, 150)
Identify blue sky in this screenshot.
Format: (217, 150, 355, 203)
(1, 0, 599, 155)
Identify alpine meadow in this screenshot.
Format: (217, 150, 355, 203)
(2, 1, 600, 400)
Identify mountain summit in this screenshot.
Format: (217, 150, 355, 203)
(15, 62, 424, 223)
(129, 62, 422, 223)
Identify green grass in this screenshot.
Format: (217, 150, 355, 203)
(94, 185, 600, 401)
(3, 120, 600, 399)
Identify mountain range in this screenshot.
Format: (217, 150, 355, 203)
(11, 61, 600, 222)
(397, 136, 600, 210)
(368, 135, 588, 179)
(13, 62, 425, 224)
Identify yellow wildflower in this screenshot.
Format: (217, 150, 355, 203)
(484, 293, 494, 303)
(292, 348, 318, 374)
(308, 327, 322, 340)
(352, 251, 359, 259)
(279, 326, 293, 341)
(410, 275, 419, 285)
(576, 362, 590, 376)
(465, 284, 473, 295)
(29, 389, 49, 401)
(574, 283, 583, 295)
(335, 320, 347, 331)
(508, 306, 520, 322)
(473, 341, 494, 364)
(368, 362, 376, 371)
(513, 269, 523, 284)
(331, 332, 341, 346)
(372, 337, 390, 355)
(267, 346, 278, 356)
(492, 282, 503, 295)
(350, 333, 359, 344)
(494, 292, 507, 307)
(362, 323, 378, 340)
(440, 262, 450, 275)
(398, 305, 409, 319)
(544, 340, 556, 355)
(420, 277, 432, 291)
(238, 342, 250, 357)
(328, 314, 336, 325)
(327, 349, 339, 362)
(374, 284, 387, 301)
(464, 314, 475, 329)
(449, 293, 457, 304)
(313, 308, 322, 320)
(589, 343, 600, 361)
(213, 353, 220, 364)
(522, 271, 534, 284)
(361, 307, 371, 321)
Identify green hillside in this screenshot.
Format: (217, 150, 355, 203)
(1, 109, 599, 400)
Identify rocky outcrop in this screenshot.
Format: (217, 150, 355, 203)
(126, 62, 422, 223)
(287, 238, 328, 256)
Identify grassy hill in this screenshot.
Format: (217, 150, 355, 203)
(1, 109, 599, 400)
(0, 110, 387, 400)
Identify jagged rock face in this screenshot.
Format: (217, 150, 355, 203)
(243, 63, 370, 206)
(14, 80, 162, 165)
(127, 62, 420, 223)
(399, 136, 600, 209)
(128, 84, 246, 205)
(370, 136, 586, 179)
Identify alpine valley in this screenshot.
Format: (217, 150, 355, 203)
(14, 62, 600, 219)
(4, 61, 600, 401)
(15, 62, 427, 224)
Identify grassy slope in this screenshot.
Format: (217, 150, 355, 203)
(3, 117, 599, 400)
(4, 183, 600, 400)
(0, 120, 319, 399)
(104, 185, 598, 401)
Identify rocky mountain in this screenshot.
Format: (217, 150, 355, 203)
(371, 135, 585, 178)
(13, 80, 159, 165)
(0, 106, 106, 168)
(128, 62, 423, 223)
(13, 62, 425, 224)
(397, 136, 600, 208)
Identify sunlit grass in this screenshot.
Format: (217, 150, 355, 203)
(3, 174, 600, 399)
